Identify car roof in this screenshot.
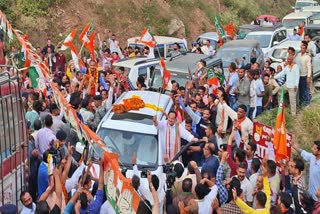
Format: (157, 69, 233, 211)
(163, 53, 221, 73)
(198, 32, 219, 41)
(245, 25, 285, 33)
(220, 40, 260, 49)
(283, 11, 313, 19)
(302, 5, 320, 11)
(112, 57, 159, 68)
(127, 36, 183, 45)
(258, 15, 278, 21)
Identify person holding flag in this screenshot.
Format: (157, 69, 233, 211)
(140, 27, 156, 59)
(215, 16, 226, 47)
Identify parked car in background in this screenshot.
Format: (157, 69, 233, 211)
(282, 11, 313, 36)
(257, 15, 280, 25)
(112, 57, 159, 88)
(127, 36, 187, 59)
(305, 24, 320, 40)
(149, 53, 223, 91)
(237, 24, 261, 39)
(294, 0, 318, 12)
(268, 40, 320, 78)
(244, 25, 288, 58)
(302, 6, 320, 23)
(196, 32, 233, 49)
(215, 40, 264, 77)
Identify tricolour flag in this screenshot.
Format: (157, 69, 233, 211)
(79, 22, 95, 54)
(273, 86, 288, 162)
(140, 28, 156, 48)
(159, 58, 170, 89)
(60, 29, 77, 51)
(70, 44, 85, 72)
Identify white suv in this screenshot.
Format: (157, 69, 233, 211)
(112, 57, 159, 89)
(244, 26, 288, 59)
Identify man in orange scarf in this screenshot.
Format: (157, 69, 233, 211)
(153, 111, 198, 162)
(225, 20, 237, 38)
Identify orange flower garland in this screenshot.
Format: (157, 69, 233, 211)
(112, 97, 145, 113)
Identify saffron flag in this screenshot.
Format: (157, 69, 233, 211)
(79, 22, 95, 54)
(140, 28, 156, 48)
(60, 29, 77, 51)
(273, 86, 288, 162)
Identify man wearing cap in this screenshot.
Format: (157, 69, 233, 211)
(293, 140, 320, 202)
(87, 95, 106, 131)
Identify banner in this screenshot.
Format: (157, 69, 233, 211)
(253, 122, 292, 160)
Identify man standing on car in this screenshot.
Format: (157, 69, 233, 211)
(274, 55, 300, 117)
(297, 42, 312, 106)
(153, 111, 198, 162)
(304, 34, 317, 97)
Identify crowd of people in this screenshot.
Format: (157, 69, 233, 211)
(0, 17, 319, 214)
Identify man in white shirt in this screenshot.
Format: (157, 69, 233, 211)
(247, 70, 257, 120)
(20, 191, 36, 214)
(249, 158, 261, 189)
(235, 162, 254, 206)
(153, 111, 198, 161)
(296, 42, 312, 106)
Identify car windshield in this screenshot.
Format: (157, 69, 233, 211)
(296, 2, 314, 10)
(216, 50, 250, 67)
(272, 48, 301, 60)
(282, 19, 306, 28)
(311, 12, 320, 20)
(151, 69, 188, 90)
(97, 128, 158, 168)
(245, 34, 271, 48)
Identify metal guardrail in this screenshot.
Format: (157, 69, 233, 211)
(0, 65, 27, 209)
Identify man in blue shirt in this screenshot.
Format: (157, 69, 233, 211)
(37, 150, 50, 198)
(293, 140, 320, 202)
(254, 70, 265, 117)
(289, 29, 300, 41)
(201, 143, 219, 178)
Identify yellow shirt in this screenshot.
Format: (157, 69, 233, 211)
(235, 176, 271, 214)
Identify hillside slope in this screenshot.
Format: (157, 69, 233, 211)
(1, 0, 295, 48)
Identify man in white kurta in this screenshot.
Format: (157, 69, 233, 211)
(153, 111, 198, 161)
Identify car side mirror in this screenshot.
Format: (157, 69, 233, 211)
(273, 41, 279, 46)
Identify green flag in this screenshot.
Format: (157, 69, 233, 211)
(28, 66, 39, 88)
(215, 16, 226, 38)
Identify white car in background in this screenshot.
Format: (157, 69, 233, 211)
(267, 40, 320, 79)
(127, 36, 187, 59)
(294, 0, 318, 12)
(282, 11, 313, 36)
(244, 26, 288, 59)
(112, 57, 160, 88)
(301, 6, 320, 24)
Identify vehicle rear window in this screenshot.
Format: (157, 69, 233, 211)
(111, 112, 154, 125)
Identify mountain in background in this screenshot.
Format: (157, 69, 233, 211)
(1, 0, 295, 50)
